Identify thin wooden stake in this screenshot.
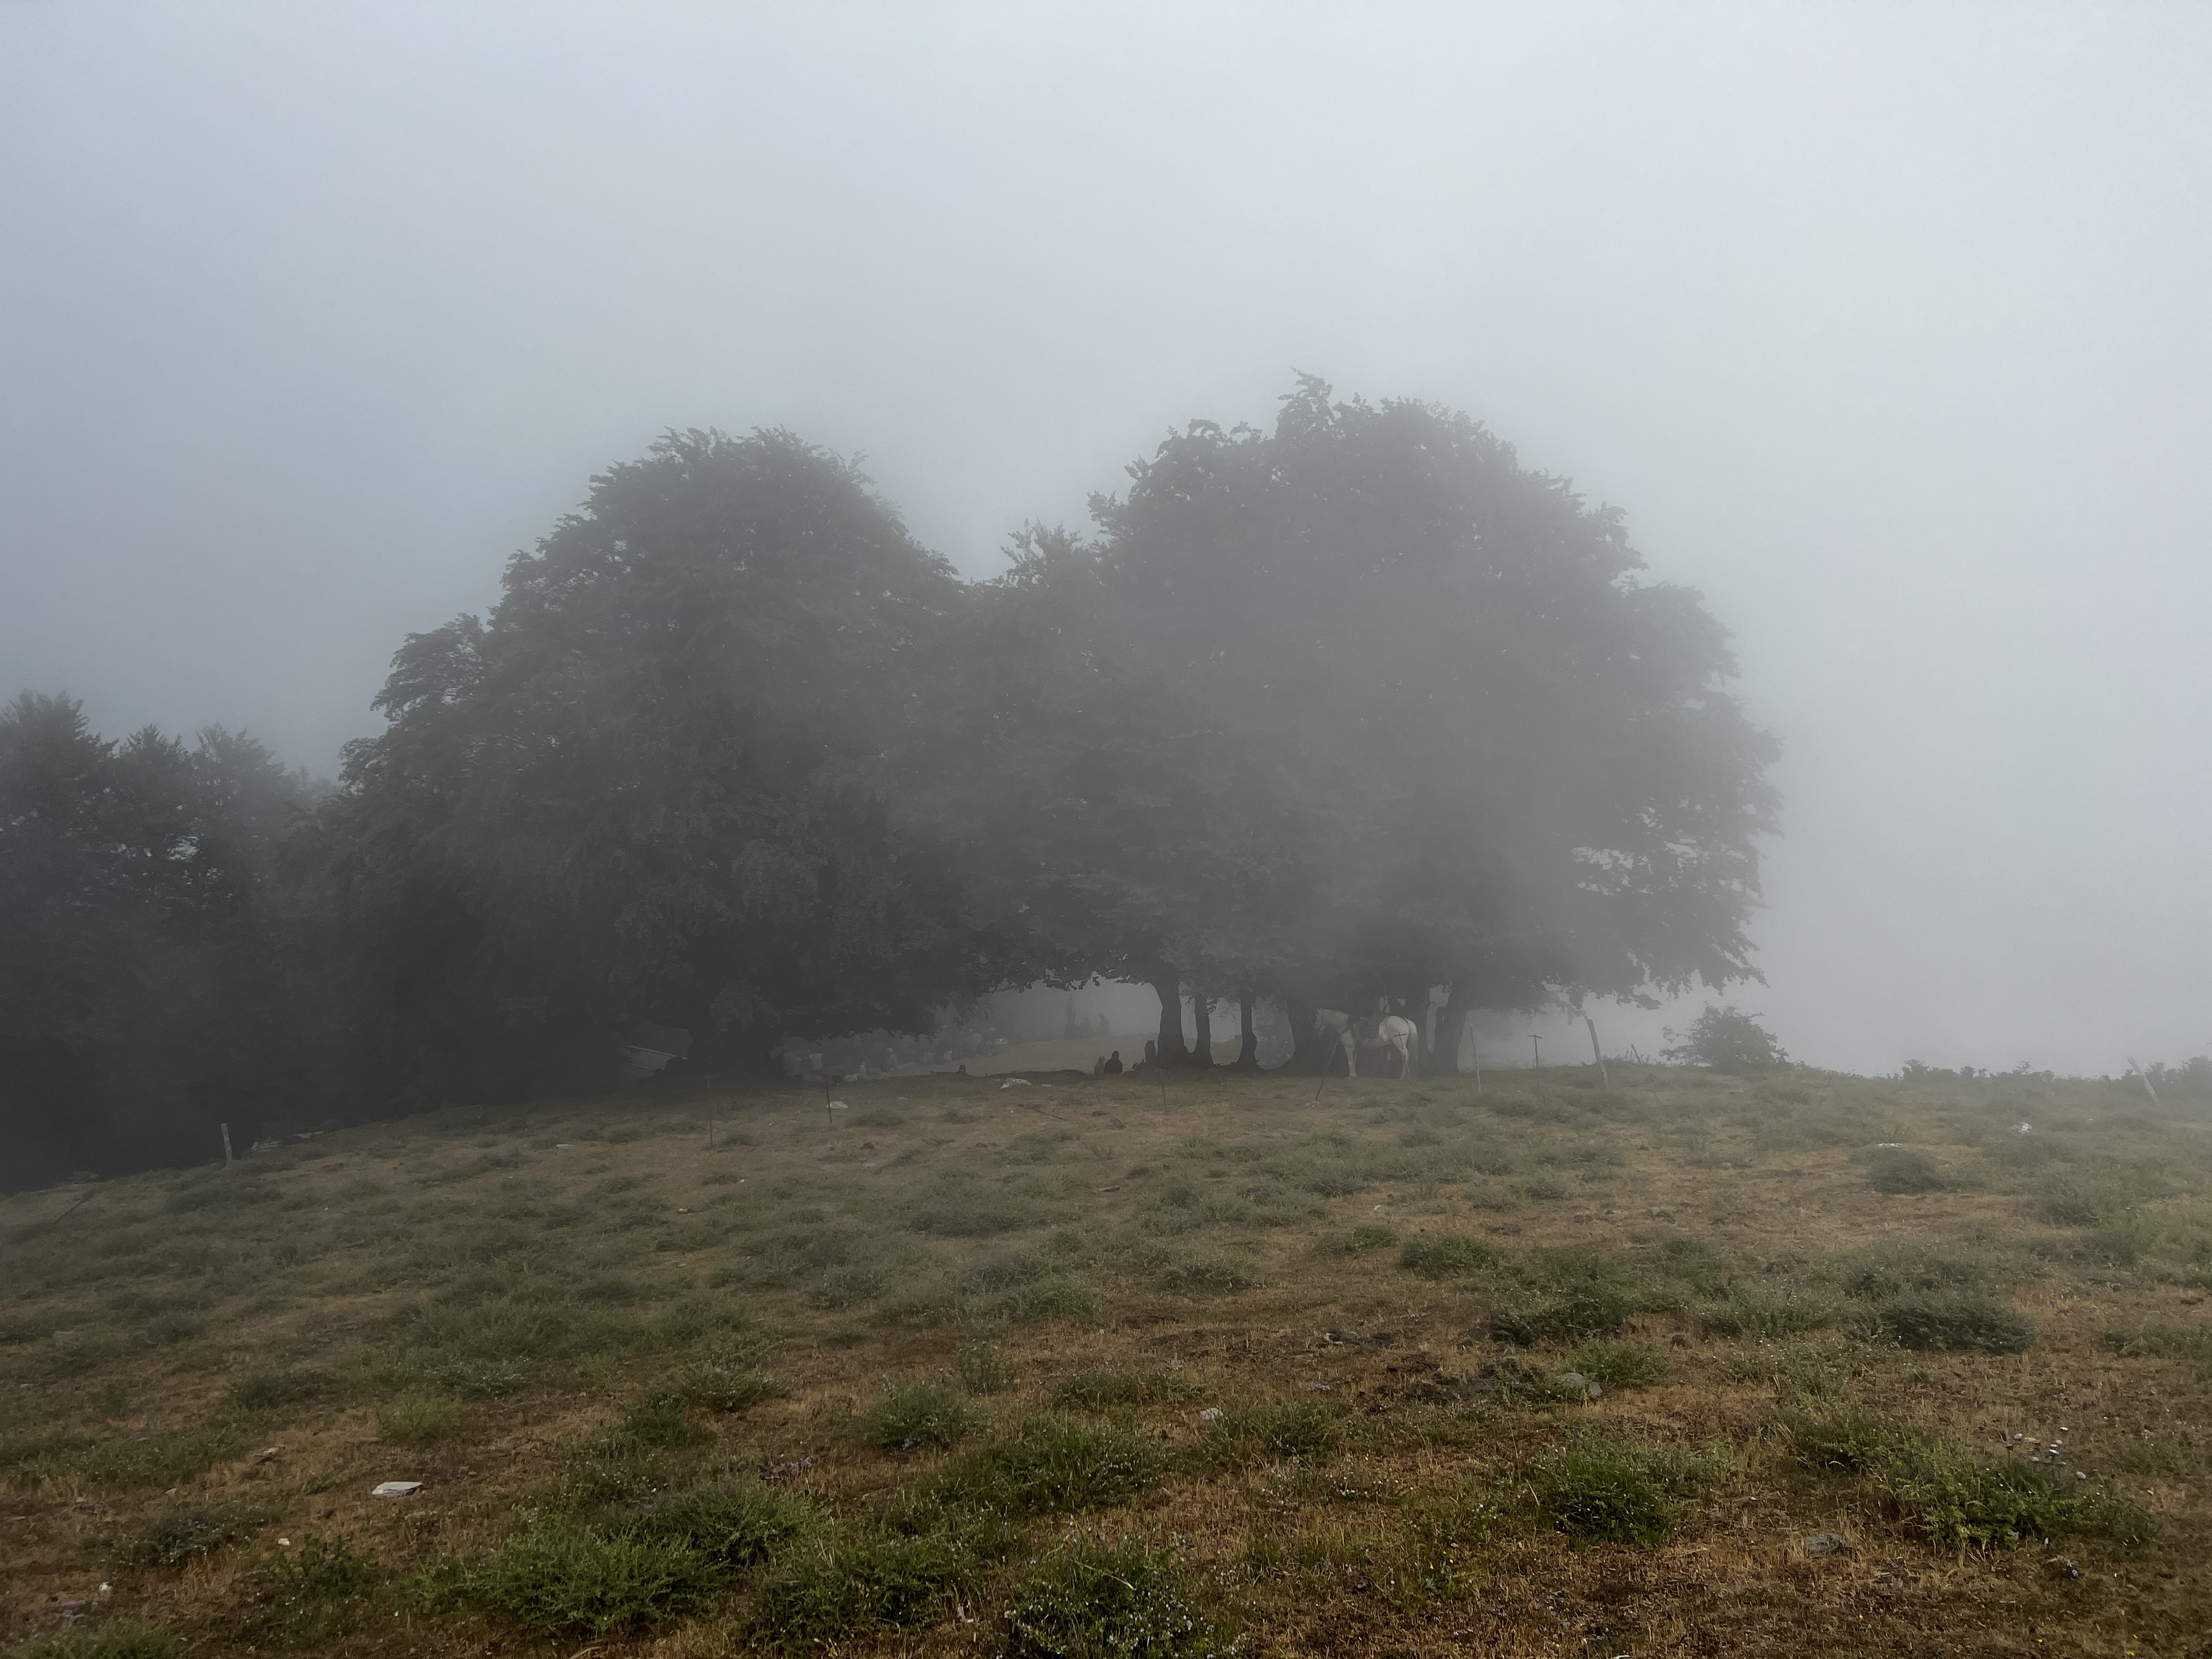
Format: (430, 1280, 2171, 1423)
(1585, 1015, 1609, 1088)
(221, 1123, 234, 1167)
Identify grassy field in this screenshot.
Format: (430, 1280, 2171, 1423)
(3, 1063, 2209, 1658)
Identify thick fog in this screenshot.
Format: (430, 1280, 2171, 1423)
(5, 3, 2208, 1076)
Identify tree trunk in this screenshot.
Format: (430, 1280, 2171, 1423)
(1284, 991, 1330, 1073)
(1190, 993, 1215, 1067)
(1433, 985, 1473, 1076)
(1150, 975, 1190, 1067)
(1234, 993, 1260, 1069)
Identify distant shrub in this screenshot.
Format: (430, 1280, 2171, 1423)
(1397, 1235, 1505, 1280)
(1001, 1537, 1229, 1658)
(932, 1416, 1165, 1515)
(471, 1524, 714, 1636)
(857, 1382, 979, 1452)
(1525, 1434, 1721, 1544)
(377, 1391, 465, 1446)
(1867, 1150, 1946, 1195)
(805, 1264, 888, 1308)
(1875, 1292, 2037, 1354)
(1560, 1340, 1670, 1391)
(1663, 1006, 1787, 1073)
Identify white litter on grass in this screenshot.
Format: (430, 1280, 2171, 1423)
(2016, 1122, 2033, 1134)
(828, 1101, 849, 1110)
(1000, 1079, 1031, 1088)
(371, 1481, 422, 1498)
(1199, 1407, 1224, 1423)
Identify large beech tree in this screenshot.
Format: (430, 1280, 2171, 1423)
(289, 429, 1015, 1108)
(946, 380, 1779, 1069)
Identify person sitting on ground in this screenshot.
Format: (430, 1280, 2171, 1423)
(1104, 1050, 1124, 1074)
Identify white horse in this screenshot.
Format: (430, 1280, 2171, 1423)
(1313, 1008, 1420, 1078)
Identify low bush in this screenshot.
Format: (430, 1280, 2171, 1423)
(857, 1381, 979, 1452)
(470, 1523, 716, 1636)
(1874, 1292, 2037, 1354)
(1524, 1434, 1721, 1545)
(1559, 1340, 1670, 1391)
(1053, 1368, 1206, 1411)
(1001, 1537, 1230, 1658)
(933, 1416, 1165, 1515)
(376, 1391, 465, 1445)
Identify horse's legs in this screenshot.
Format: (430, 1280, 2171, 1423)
(1342, 1031, 1358, 1078)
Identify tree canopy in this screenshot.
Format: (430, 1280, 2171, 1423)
(7, 382, 1780, 1173)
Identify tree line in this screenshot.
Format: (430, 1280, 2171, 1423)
(1, 380, 1778, 1183)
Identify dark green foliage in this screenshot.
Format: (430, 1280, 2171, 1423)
(469, 1524, 716, 1636)
(5, 1624, 180, 1659)
(626, 1480, 825, 1565)
(1697, 1283, 1839, 1339)
(857, 1381, 979, 1451)
(1875, 1292, 2037, 1354)
(1397, 1235, 1505, 1280)
(1002, 1537, 1229, 1658)
(1053, 1368, 1206, 1411)
(1662, 1006, 1786, 1073)
(652, 1360, 789, 1415)
(932, 1417, 1165, 1515)
(1198, 1401, 1342, 1467)
(1867, 1149, 1947, 1194)
(376, 1390, 465, 1444)
(0, 694, 315, 1184)
(1344, 1223, 1397, 1251)
(1525, 1435, 1720, 1543)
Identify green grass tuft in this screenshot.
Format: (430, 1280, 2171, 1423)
(1874, 1292, 2037, 1354)
(1867, 1149, 1947, 1194)
(931, 1416, 1165, 1515)
(1001, 1536, 1230, 1658)
(626, 1479, 825, 1565)
(469, 1523, 716, 1636)
(857, 1380, 980, 1451)
(1397, 1235, 1505, 1280)
(1198, 1400, 1342, 1467)
(1053, 1367, 1206, 1411)
(376, 1391, 465, 1445)
(1524, 1434, 1721, 1544)
(1559, 1340, 1670, 1391)
(4, 1623, 180, 1659)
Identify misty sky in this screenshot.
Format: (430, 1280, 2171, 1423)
(5, 3, 2208, 1076)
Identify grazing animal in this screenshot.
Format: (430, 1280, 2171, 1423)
(1314, 1007, 1420, 1078)
(1313, 1009, 1360, 1076)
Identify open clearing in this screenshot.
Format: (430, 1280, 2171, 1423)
(3, 1066, 2208, 1657)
